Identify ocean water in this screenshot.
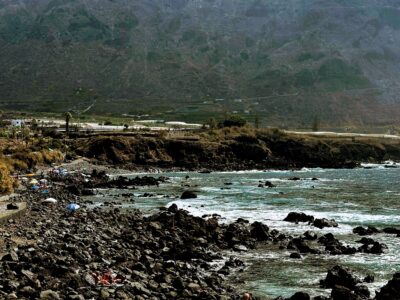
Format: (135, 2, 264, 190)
(88, 166, 400, 299)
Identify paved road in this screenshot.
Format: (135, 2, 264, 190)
(286, 131, 400, 140)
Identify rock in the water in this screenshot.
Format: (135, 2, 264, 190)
(180, 191, 197, 199)
(265, 181, 276, 188)
(331, 285, 360, 300)
(375, 273, 400, 300)
(290, 253, 302, 259)
(313, 218, 338, 229)
(303, 231, 318, 240)
(250, 221, 270, 241)
(353, 226, 380, 236)
(289, 292, 310, 300)
(284, 212, 314, 223)
(321, 265, 360, 289)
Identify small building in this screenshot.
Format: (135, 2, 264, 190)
(10, 119, 25, 127)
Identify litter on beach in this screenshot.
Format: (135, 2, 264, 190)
(67, 203, 80, 212)
(90, 270, 125, 286)
(42, 198, 58, 204)
(29, 179, 39, 185)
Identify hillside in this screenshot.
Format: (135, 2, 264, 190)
(1, 0, 400, 126)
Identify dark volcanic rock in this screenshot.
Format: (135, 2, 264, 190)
(6, 203, 19, 210)
(290, 253, 302, 259)
(250, 221, 270, 241)
(265, 181, 276, 188)
(383, 227, 400, 235)
(303, 231, 318, 240)
(331, 285, 361, 300)
(357, 239, 387, 254)
(180, 191, 198, 199)
(375, 273, 400, 300)
(313, 218, 338, 229)
(321, 265, 360, 289)
(289, 292, 310, 300)
(353, 226, 380, 236)
(284, 212, 314, 223)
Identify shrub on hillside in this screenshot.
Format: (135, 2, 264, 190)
(0, 161, 13, 195)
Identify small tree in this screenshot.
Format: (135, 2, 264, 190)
(207, 118, 218, 130)
(222, 115, 247, 128)
(64, 112, 72, 134)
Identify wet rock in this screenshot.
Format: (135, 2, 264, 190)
(318, 233, 357, 255)
(354, 285, 370, 298)
(321, 265, 360, 289)
(383, 227, 400, 235)
(288, 177, 301, 181)
(6, 203, 19, 210)
(357, 239, 387, 254)
(284, 212, 314, 223)
(168, 203, 178, 213)
(250, 221, 270, 241)
(331, 285, 361, 300)
(233, 244, 248, 252)
(353, 226, 380, 236)
(375, 273, 400, 300)
(289, 292, 310, 300)
(289, 238, 319, 254)
(303, 231, 318, 240)
(290, 253, 302, 259)
(180, 191, 198, 199)
(265, 181, 276, 188)
(313, 218, 338, 229)
(363, 275, 374, 283)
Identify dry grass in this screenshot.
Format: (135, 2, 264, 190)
(0, 161, 14, 195)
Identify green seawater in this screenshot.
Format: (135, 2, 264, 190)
(88, 165, 400, 299)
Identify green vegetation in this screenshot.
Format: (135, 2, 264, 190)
(317, 59, 370, 91)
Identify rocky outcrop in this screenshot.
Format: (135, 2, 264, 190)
(375, 273, 400, 300)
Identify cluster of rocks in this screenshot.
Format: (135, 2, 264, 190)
(283, 212, 338, 229)
(276, 265, 400, 300)
(0, 180, 275, 299)
(2, 170, 400, 300)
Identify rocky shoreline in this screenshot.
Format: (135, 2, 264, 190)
(70, 130, 400, 172)
(1, 169, 399, 300)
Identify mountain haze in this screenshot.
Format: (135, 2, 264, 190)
(1, 0, 400, 126)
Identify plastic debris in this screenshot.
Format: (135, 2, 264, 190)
(67, 203, 80, 212)
(29, 179, 39, 185)
(90, 270, 125, 286)
(42, 198, 58, 204)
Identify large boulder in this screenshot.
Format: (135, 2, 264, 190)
(375, 273, 400, 300)
(321, 265, 360, 289)
(353, 226, 380, 236)
(250, 221, 270, 241)
(180, 191, 197, 199)
(313, 218, 338, 229)
(284, 212, 314, 223)
(331, 285, 362, 300)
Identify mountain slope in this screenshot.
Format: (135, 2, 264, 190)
(1, 0, 400, 126)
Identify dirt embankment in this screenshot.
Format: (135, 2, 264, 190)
(70, 128, 400, 170)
